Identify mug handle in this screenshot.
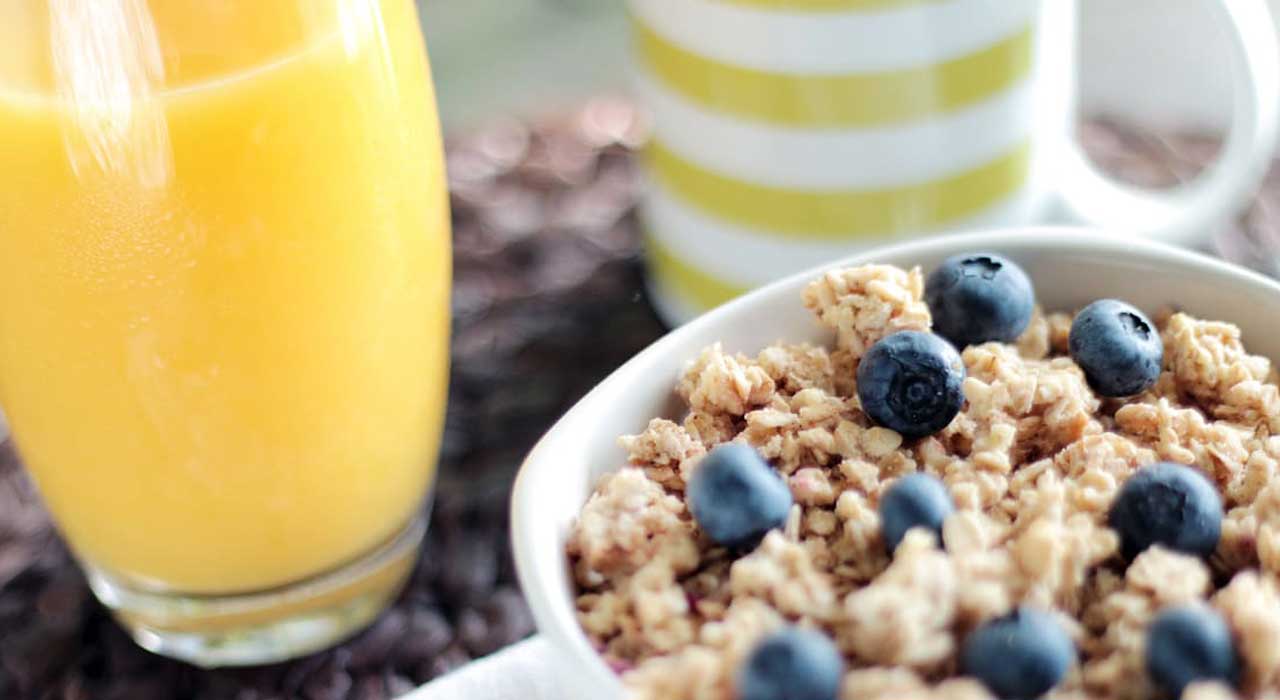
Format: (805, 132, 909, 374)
(1057, 0, 1279, 246)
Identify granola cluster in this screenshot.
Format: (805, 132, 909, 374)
(567, 264, 1280, 700)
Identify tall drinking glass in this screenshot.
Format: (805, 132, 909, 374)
(0, 0, 450, 666)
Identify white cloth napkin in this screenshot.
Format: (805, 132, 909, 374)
(403, 636, 565, 700)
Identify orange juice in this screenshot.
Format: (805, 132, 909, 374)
(0, 0, 450, 594)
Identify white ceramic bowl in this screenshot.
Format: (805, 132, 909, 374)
(510, 227, 1280, 700)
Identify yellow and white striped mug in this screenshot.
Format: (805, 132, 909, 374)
(631, 0, 1280, 325)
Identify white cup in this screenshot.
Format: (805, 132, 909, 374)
(631, 0, 1280, 325)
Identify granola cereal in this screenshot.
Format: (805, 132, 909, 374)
(567, 262, 1280, 700)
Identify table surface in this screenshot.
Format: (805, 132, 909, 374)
(0, 102, 1277, 700)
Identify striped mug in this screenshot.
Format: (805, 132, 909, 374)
(631, 0, 1280, 325)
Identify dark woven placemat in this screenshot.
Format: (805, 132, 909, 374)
(0, 102, 1276, 699)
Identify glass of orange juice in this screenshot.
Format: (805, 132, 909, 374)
(0, 0, 450, 666)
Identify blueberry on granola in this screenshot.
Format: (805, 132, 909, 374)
(879, 472, 954, 553)
(1146, 606, 1240, 697)
(737, 627, 843, 700)
(856, 331, 965, 440)
(924, 253, 1035, 348)
(687, 443, 792, 549)
(1108, 462, 1222, 560)
(1068, 299, 1163, 397)
(961, 607, 1074, 699)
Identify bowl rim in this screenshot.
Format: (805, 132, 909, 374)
(509, 225, 1280, 695)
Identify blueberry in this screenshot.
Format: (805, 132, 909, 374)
(737, 627, 844, 700)
(1146, 606, 1240, 697)
(1068, 299, 1163, 397)
(924, 253, 1035, 348)
(961, 607, 1075, 699)
(1108, 462, 1222, 560)
(879, 472, 954, 553)
(687, 443, 792, 549)
(856, 331, 965, 440)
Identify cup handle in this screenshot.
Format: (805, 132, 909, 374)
(1057, 0, 1279, 246)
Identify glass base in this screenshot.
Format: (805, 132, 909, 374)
(85, 515, 425, 668)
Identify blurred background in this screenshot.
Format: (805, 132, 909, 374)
(419, 0, 1280, 137)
